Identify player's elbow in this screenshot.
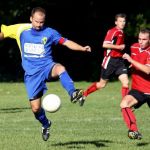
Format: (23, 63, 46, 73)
(142, 66, 150, 75)
(146, 70, 150, 75)
(102, 43, 107, 49)
(144, 70, 150, 75)
(145, 67, 150, 75)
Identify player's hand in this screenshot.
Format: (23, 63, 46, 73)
(119, 44, 125, 51)
(83, 46, 91, 52)
(122, 53, 132, 62)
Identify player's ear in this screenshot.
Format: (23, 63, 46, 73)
(30, 16, 32, 22)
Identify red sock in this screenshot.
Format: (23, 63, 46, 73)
(121, 87, 129, 98)
(83, 82, 98, 97)
(121, 108, 138, 131)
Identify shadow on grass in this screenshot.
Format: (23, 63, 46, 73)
(0, 107, 30, 113)
(51, 140, 112, 148)
(137, 142, 150, 147)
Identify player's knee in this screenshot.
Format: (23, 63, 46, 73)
(124, 79, 129, 87)
(119, 75, 129, 86)
(120, 102, 124, 108)
(56, 64, 66, 73)
(31, 106, 40, 113)
(97, 82, 106, 89)
(123, 80, 129, 87)
(120, 99, 128, 108)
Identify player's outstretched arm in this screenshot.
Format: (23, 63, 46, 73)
(62, 40, 91, 52)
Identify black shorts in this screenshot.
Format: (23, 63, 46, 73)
(101, 57, 128, 80)
(128, 89, 150, 109)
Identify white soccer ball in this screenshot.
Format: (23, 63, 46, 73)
(42, 94, 61, 113)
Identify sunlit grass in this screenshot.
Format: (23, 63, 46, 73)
(0, 81, 150, 150)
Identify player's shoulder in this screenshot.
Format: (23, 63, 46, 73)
(147, 46, 150, 52)
(2, 23, 31, 28)
(108, 27, 122, 35)
(107, 26, 115, 32)
(130, 43, 140, 54)
(45, 26, 60, 35)
(131, 43, 139, 48)
(46, 26, 58, 32)
(14, 23, 32, 36)
(1, 23, 32, 39)
(16, 23, 32, 30)
(109, 26, 120, 31)
(15, 23, 31, 27)
(2, 23, 32, 32)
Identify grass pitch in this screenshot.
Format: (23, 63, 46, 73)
(0, 81, 150, 150)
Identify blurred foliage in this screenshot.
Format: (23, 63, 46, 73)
(0, 0, 150, 81)
(0, 0, 57, 24)
(126, 12, 150, 38)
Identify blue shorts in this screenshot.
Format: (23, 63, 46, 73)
(24, 62, 56, 100)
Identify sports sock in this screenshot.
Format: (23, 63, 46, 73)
(121, 108, 138, 131)
(83, 82, 98, 97)
(34, 108, 49, 128)
(59, 71, 75, 96)
(121, 87, 129, 98)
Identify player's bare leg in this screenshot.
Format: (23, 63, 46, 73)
(30, 98, 51, 141)
(118, 74, 129, 98)
(81, 79, 108, 106)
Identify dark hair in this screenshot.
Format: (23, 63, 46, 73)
(115, 13, 126, 21)
(140, 28, 150, 35)
(31, 7, 46, 17)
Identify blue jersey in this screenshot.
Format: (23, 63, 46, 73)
(1, 24, 67, 75)
(1, 24, 75, 99)
(20, 26, 66, 75)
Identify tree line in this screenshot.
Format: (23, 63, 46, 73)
(0, 0, 149, 81)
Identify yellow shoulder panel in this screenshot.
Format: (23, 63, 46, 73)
(1, 23, 32, 53)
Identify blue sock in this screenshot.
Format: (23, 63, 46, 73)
(59, 71, 75, 96)
(34, 108, 49, 128)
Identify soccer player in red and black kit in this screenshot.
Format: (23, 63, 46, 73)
(120, 28, 150, 140)
(80, 13, 129, 106)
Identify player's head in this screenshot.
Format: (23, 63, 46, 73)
(138, 28, 150, 50)
(30, 7, 46, 30)
(115, 13, 126, 30)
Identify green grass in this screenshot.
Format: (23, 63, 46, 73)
(0, 81, 150, 150)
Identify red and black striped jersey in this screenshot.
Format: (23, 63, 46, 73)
(103, 27, 124, 57)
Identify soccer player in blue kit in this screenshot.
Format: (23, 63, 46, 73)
(0, 7, 91, 141)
